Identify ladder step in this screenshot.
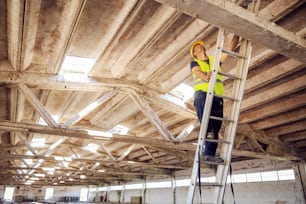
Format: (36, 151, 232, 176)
(209, 116, 235, 123)
(222, 48, 245, 59)
(215, 93, 239, 101)
(204, 138, 230, 144)
(202, 159, 225, 165)
(219, 71, 242, 80)
(196, 182, 223, 187)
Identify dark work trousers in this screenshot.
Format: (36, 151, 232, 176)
(194, 90, 223, 156)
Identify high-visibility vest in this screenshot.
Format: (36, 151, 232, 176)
(192, 56, 224, 95)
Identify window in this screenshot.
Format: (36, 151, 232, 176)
(146, 181, 171, 188)
(4, 187, 15, 201)
(232, 174, 247, 183)
(261, 171, 278, 181)
(44, 188, 54, 200)
(80, 188, 88, 201)
(93, 169, 296, 192)
(176, 179, 190, 187)
(278, 169, 295, 180)
(125, 183, 143, 190)
(246, 172, 261, 182)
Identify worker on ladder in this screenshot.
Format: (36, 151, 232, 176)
(190, 35, 239, 163)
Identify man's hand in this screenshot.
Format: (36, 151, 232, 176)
(207, 71, 212, 81)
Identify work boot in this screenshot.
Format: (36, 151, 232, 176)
(206, 132, 214, 139)
(204, 155, 224, 163)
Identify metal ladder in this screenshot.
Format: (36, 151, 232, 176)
(186, 28, 252, 204)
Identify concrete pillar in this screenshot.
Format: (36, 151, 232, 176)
(293, 162, 306, 203)
(172, 173, 176, 204)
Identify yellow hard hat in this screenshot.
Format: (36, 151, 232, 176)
(190, 40, 204, 58)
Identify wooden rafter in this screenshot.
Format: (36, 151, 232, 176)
(156, 0, 306, 63)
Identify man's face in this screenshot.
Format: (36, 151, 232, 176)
(193, 44, 205, 57)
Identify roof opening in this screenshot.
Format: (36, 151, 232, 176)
(161, 83, 194, 107)
(60, 56, 95, 76)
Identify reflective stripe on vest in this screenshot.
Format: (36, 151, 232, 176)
(192, 56, 224, 95)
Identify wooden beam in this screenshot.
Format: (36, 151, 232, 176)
(129, 91, 175, 141)
(244, 58, 304, 94)
(156, 0, 306, 63)
(0, 70, 142, 92)
(111, 5, 178, 78)
(7, 0, 24, 71)
(143, 94, 196, 119)
(0, 153, 186, 170)
(250, 107, 306, 130)
(266, 120, 306, 137)
(118, 144, 138, 161)
(48, 0, 87, 73)
(89, 0, 142, 77)
(239, 92, 306, 124)
(258, 0, 305, 22)
(20, 0, 41, 71)
(63, 90, 117, 127)
(18, 83, 58, 127)
(0, 120, 301, 161)
(138, 18, 209, 84)
(279, 130, 306, 142)
(241, 74, 306, 111)
(175, 121, 197, 142)
(99, 141, 116, 161)
(16, 133, 37, 156)
(0, 120, 191, 150)
(0, 71, 196, 119)
(142, 146, 157, 162)
(9, 87, 19, 145)
(0, 165, 170, 177)
(232, 150, 300, 161)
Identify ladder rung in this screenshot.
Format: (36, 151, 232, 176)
(209, 116, 235, 123)
(215, 93, 239, 101)
(196, 182, 223, 187)
(219, 71, 241, 80)
(204, 138, 230, 144)
(202, 159, 225, 165)
(222, 48, 245, 59)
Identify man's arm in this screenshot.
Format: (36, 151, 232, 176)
(220, 35, 239, 63)
(192, 66, 211, 81)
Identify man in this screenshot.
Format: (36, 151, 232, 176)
(190, 35, 239, 163)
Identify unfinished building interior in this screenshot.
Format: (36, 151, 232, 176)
(0, 0, 306, 203)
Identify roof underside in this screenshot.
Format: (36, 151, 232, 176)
(0, 0, 305, 186)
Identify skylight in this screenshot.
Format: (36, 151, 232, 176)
(110, 124, 129, 135)
(87, 130, 113, 138)
(38, 115, 59, 126)
(161, 83, 194, 107)
(83, 143, 99, 153)
(60, 56, 95, 75)
(25, 151, 33, 165)
(31, 138, 46, 147)
(172, 83, 194, 102)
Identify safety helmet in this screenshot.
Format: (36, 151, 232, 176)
(190, 40, 204, 58)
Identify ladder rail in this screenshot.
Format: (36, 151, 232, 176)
(186, 27, 253, 204)
(215, 39, 252, 204)
(186, 28, 226, 204)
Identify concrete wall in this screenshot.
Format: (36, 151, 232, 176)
(91, 180, 304, 204)
(0, 180, 304, 203)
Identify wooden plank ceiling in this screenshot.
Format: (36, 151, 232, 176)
(0, 0, 305, 186)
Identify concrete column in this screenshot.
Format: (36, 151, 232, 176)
(172, 173, 176, 204)
(293, 162, 306, 203)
